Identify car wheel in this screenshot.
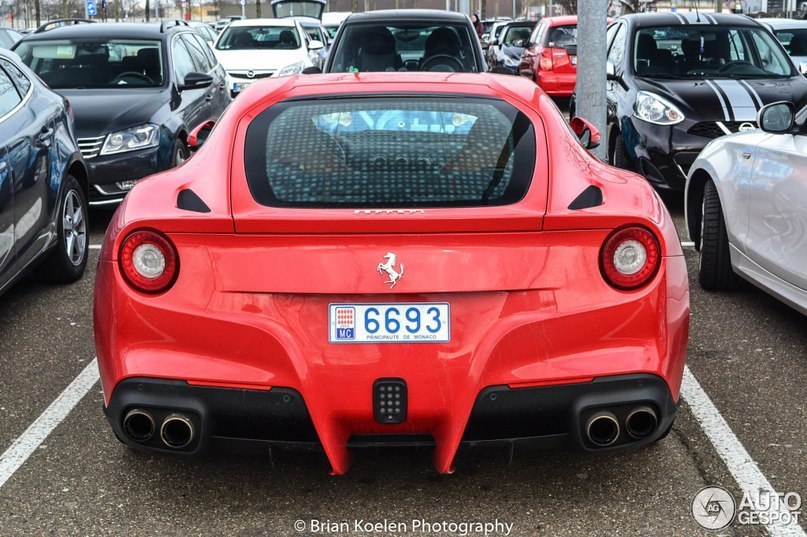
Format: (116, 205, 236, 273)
(172, 139, 189, 167)
(610, 133, 630, 169)
(698, 179, 737, 291)
(36, 175, 88, 283)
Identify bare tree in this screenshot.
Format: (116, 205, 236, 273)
(256, 0, 262, 18)
(481, 0, 486, 18)
(615, 0, 641, 13)
(35, 0, 41, 26)
(351, 0, 358, 11)
(145, 0, 150, 21)
(557, 0, 578, 14)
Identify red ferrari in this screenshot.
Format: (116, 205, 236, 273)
(94, 73, 689, 475)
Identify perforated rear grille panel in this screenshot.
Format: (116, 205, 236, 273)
(373, 379, 407, 424)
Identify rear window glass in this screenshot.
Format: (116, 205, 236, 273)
(244, 97, 536, 208)
(545, 24, 577, 47)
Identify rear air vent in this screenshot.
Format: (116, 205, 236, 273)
(177, 188, 211, 213)
(568, 185, 603, 210)
(373, 379, 407, 424)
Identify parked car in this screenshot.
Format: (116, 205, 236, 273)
(485, 20, 510, 64)
(759, 18, 807, 74)
(14, 20, 231, 206)
(322, 10, 486, 73)
(188, 20, 219, 45)
(214, 16, 244, 33)
(213, 18, 321, 96)
(489, 21, 535, 74)
(0, 28, 23, 49)
(585, 12, 807, 191)
(294, 16, 331, 69)
(518, 16, 578, 97)
(481, 17, 512, 46)
(322, 11, 351, 43)
(686, 101, 807, 315)
(94, 72, 688, 474)
(0, 49, 89, 296)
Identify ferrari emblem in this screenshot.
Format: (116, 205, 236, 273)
(377, 252, 404, 289)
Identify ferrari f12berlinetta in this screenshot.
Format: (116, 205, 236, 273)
(94, 72, 689, 474)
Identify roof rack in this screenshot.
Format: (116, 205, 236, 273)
(34, 18, 97, 34)
(160, 19, 190, 32)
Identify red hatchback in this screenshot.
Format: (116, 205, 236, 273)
(519, 16, 579, 97)
(94, 73, 689, 475)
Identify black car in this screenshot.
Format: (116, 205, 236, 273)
(320, 10, 487, 73)
(13, 19, 230, 206)
(0, 49, 89, 296)
(489, 21, 535, 74)
(577, 13, 807, 191)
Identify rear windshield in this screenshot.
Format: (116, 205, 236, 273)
(545, 25, 577, 47)
(244, 97, 536, 208)
(14, 39, 164, 88)
(329, 23, 479, 72)
(216, 25, 301, 50)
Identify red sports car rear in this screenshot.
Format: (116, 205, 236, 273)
(94, 73, 689, 474)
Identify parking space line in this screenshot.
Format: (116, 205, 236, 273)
(681, 240, 695, 248)
(89, 244, 102, 250)
(681, 366, 806, 537)
(0, 359, 99, 490)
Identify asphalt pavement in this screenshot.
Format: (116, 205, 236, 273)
(0, 195, 803, 535)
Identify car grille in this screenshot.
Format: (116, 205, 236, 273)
(77, 135, 106, 159)
(229, 71, 275, 80)
(688, 121, 757, 139)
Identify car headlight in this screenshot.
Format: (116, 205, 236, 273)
(277, 61, 304, 77)
(634, 91, 685, 125)
(100, 124, 160, 156)
(504, 55, 520, 67)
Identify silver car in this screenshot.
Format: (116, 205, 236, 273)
(685, 102, 807, 315)
(760, 18, 807, 74)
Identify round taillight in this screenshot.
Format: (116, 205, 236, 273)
(118, 230, 178, 294)
(600, 226, 661, 290)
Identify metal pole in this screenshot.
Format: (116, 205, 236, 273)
(574, 0, 607, 160)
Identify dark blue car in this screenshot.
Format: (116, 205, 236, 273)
(0, 49, 88, 296)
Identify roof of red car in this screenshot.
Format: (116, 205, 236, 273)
(543, 15, 578, 26)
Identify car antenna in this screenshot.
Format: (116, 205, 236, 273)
(691, 1, 701, 23)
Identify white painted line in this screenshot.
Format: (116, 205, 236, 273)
(0, 359, 99, 489)
(681, 366, 806, 537)
(89, 244, 102, 250)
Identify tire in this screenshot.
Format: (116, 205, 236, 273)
(610, 132, 630, 169)
(172, 139, 189, 167)
(698, 179, 738, 291)
(36, 175, 88, 283)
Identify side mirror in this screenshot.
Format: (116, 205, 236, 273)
(308, 39, 324, 51)
(179, 72, 213, 91)
(513, 39, 525, 48)
(757, 101, 796, 134)
(800, 61, 807, 75)
(302, 66, 322, 74)
(188, 120, 215, 151)
(606, 61, 619, 81)
(570, 116, 601, 150)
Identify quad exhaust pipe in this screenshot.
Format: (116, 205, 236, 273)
(123, 408, 155, 443)
(625, 406, 658, 440)
(160, 413, 195, 449)
(585, 411, 620, 447)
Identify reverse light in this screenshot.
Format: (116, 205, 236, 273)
(634, 91, 685, 126)
(600, 226, 661, 290)
(100, 124, 160, 155)
(119, 230, 178, 294)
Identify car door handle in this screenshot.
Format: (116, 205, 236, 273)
(0, 161, 6, 172)
(205, 93, 214, 101)
(742, 152, 752, 160)
(37, 128, 54, 147)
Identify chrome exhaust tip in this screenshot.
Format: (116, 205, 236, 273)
(625, 406, 658, 439)
(160, 414, 195, 449)
(123, 408, 155, 443)
(585, 411, 620, 447)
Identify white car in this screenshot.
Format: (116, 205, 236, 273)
(685, 102, 807, 315)
(212, 18, 323, 96)
(759, 18, 807, 75)
(322, 11, 351, 43)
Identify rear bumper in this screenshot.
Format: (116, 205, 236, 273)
(536, 71, 576, 97)
(105, 373, 678, 460)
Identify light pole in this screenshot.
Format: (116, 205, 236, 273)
(575, 0, 608, 160)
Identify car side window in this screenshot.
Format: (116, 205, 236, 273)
(193, 34, 219, 69)
(530, 22, 545, 45)
(172, 37, 197, 81)
(0, 66, 21, 119)
(183, 34, 213, 72)
(0, 59, 31, 96)
(607, 24, 626, 73)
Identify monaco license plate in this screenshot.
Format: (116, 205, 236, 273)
(570, 55, 577, 66)
(329, 303, 450, 343)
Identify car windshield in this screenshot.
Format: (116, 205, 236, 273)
(502, 25, 533, 47)
(216, 25, 301, 50)
(328, 23, 479, 72)
(633, 25, 795, 79)
(545, 24, 577, 47)
(243, 97, 536, 208)
(774, 28, 807, 56)
(14, 39, 165, 88)
(324, 25, 339, 39)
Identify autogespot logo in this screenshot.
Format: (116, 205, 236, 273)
(692, 486, 736, 530)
